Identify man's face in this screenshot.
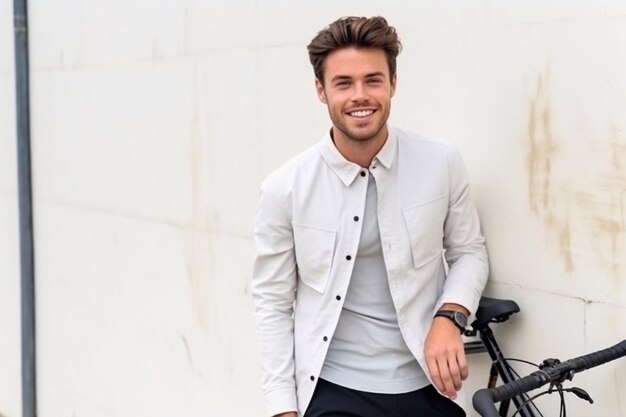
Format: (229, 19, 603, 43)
(316, 47, 396, 144)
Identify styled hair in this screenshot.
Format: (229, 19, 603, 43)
(307, 16, 402, 84)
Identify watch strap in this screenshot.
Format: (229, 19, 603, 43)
(434, 310, 467, 333)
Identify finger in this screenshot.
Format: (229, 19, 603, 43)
(426, 355, 445, 394)
(457, 349, 469, 381)
(438, 355, 456, 399)
(447, 350, 463, 392)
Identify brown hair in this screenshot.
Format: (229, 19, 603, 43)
(307, 16, 402, 84)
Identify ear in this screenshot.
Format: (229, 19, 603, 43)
(315, 79, 327, 103)
(390, 74, 397, 98)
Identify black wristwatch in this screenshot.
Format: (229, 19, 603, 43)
(434, 310, 468, 334)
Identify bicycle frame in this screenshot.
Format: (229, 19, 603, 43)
(468, 297, 543, 417)
(476, 326, 542, 417)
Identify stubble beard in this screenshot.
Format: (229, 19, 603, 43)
(329, 106, 391, 144)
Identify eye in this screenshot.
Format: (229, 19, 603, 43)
(335, 80, 350, 88)
(367, 78, 383, 85)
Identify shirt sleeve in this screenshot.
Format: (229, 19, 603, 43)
(439, 146, 489, 315)
(251, 177, 299, 416)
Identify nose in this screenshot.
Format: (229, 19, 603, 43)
(351, 81, 369, 102)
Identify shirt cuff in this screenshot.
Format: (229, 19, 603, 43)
(265, 387, 298, 417)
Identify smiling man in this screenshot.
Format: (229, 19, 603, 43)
(252, 16, 488, 417)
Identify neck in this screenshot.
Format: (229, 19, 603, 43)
(332, 126, 389, 168)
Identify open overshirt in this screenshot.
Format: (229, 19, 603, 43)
(252, 127, 489, 416)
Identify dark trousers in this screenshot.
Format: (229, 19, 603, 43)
(304, 379, 465, 417)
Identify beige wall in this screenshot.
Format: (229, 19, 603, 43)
(1, 1, 625, 416)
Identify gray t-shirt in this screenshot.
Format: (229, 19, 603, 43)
(320, 173, 429, 393)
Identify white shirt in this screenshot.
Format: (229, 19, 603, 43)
(320, 174, 428, 393)
(252, 127, 489, 416)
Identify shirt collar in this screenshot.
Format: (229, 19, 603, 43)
(373, 127, 397, 170)
(318, 127, 398, 187)
(319, 130, 362, 187)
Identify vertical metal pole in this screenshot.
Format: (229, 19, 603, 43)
(13, 0, 37, 416)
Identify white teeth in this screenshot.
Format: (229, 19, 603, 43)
(350, 110, 374, 117)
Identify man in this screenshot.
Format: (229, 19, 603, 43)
(252, 16, 488, 417)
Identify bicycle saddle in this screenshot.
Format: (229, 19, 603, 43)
(472, 296, 520, 329)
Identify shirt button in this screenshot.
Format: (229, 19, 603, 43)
(345, 255, 352, 261)
(323, 336, 328, 342)
(336, 295, 341, 301)
(353, 216, 359, 222)
(360, 171, 366, 177)
(310, 375, 315, 381)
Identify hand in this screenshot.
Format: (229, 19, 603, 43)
(424, 316, 468, 400)
(273, 412, 297, 417)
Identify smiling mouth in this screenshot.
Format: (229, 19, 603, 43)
(348, 109, 376, 118)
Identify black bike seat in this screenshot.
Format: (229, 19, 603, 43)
(472, 296, 520, 329)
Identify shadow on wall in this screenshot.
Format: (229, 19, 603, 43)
(526, 65, 626, 282)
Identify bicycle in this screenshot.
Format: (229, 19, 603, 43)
(466, 296, 626, 417)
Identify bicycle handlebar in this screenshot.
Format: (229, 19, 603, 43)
(473, 340, 626, 417)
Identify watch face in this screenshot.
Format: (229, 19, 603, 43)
(454, 312, 468, 328)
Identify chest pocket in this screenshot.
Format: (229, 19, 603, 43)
(292, 224, 336, 293)
(402, 195, 447, 268)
